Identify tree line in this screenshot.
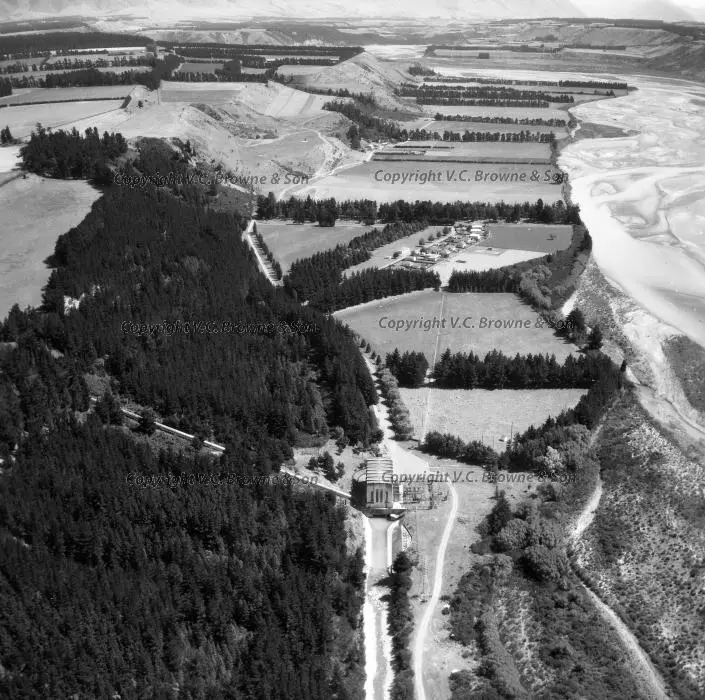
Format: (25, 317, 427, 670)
(6, 55, 180, 90)
(406, 128, 555, 143)
(434, 113, 567, 127)
(171, 44, 362, 60)
(258, 193, 378, 224)
(253, 228, 283, 281)
(385, 349, 429, 388)
(257, 195, 579, 227)
(424, 75, 626, 90)
(0, 31, 152, 60)
(430, 347, 614, 390)
(283, 219, 426, 299)
(397, 83, 575, 104)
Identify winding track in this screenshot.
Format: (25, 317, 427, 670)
(412, 476, 458, 700)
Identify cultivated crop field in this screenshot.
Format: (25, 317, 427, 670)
(399, 387, 586, 448)
(0, 85, 131, 104)
(486, 223, 574, 253)
(335, 290, 575, 360)
(0, 174, 101, 317)
(296, 161, 563, 204)
(256, 221, 371, 272)
(0, 100, 125, 138)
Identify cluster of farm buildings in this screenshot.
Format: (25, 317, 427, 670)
(392, 220, 489, 270)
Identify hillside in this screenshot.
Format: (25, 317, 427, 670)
(0, 0, 584, 22)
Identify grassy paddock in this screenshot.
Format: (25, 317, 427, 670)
(0, 85, 131, 104)
(0, 99, 124, 138)
(486, 222, 573, 254)
(256, 220, 372, 272)
(335, 290, 576, 360)
(298, 161, 564, 204)
(0, 174, 101, 318)
(400, 387, 587, 448)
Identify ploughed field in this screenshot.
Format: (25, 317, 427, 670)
(334, 290, 575, 361)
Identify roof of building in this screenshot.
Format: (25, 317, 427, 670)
(365, 457, 394, 483)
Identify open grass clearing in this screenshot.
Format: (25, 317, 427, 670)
(335, 290, 576, 360)
(0, 85, 131, 104)
(293, 161, 563, 204)
(432, 248, 545, 285)
(276, 64, 330, 76)
(400, 387, 586, 448)
(0, 174, 100, 318)
(0, 99, 125, 138)
(486, 222, 573, 253)
(256, 220, 372, 272)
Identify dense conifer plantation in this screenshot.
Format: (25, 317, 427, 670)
(0, 136, 374, 698)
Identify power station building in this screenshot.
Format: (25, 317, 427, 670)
(364, 456, 402, 513)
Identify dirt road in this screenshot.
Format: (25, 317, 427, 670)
(413, 478, 458, 700)
(570, 462, 671, 700)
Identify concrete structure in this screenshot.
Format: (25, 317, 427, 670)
(365, 456, 402, 513)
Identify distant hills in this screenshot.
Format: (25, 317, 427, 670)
(0, 0, 587, 23)
(572, 0, 695, 22)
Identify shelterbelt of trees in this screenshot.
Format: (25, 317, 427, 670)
(284, 219, 428, 302)
(384, 347, 612, 390)
(0, 31, 153, 60)
(405, 128, 555, 143)
(396, 84, 576, 104)
(0, 131, 379, 698)
(434, 113, 567, 127)
(6, 55, 180, 91)
(257, 194, 580, 227)
(1, 55, 155, 75)
(424, 76, 627, 90)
